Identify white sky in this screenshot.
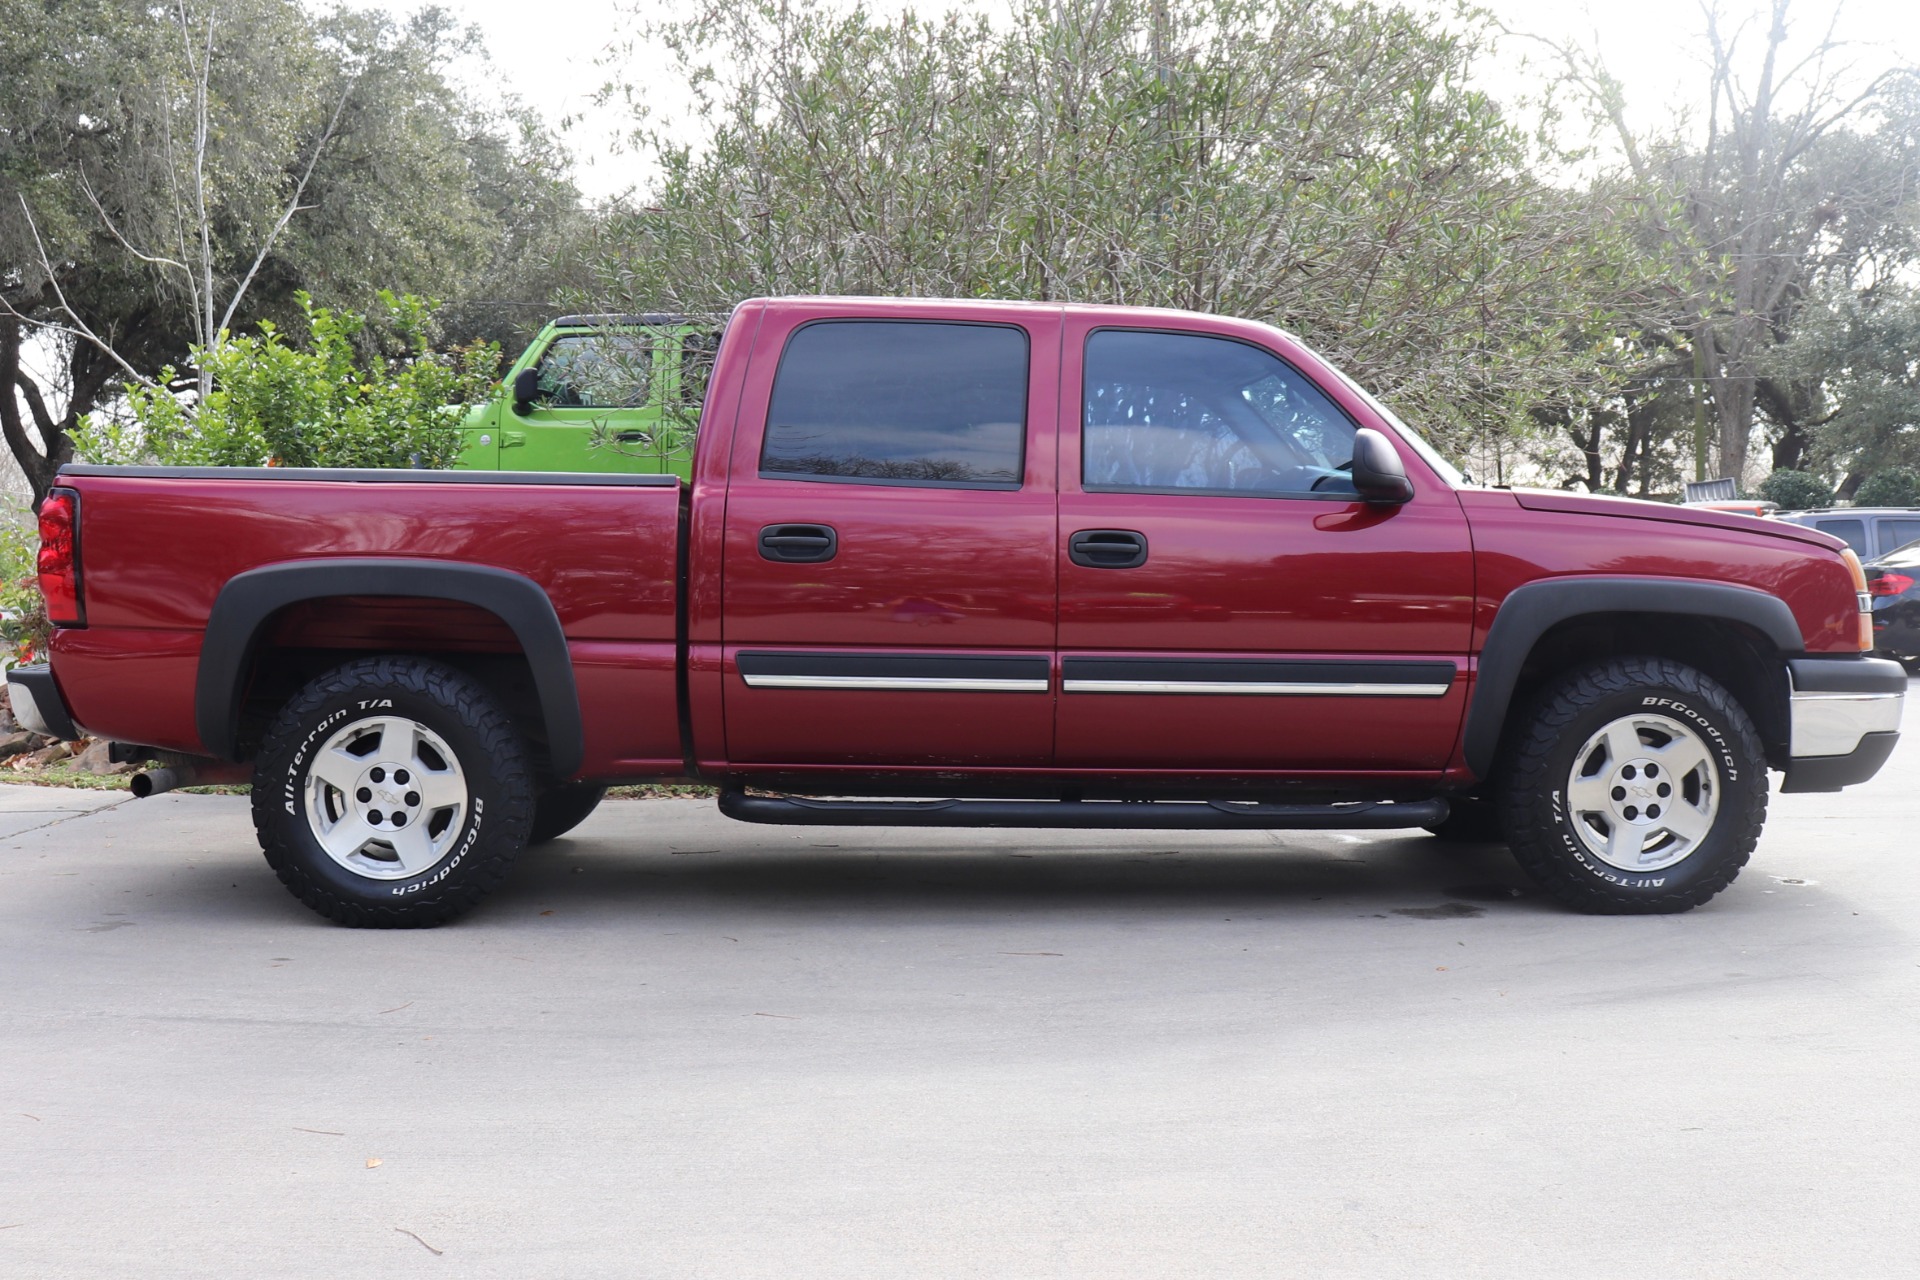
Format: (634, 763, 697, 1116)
(331, 0, 1920, 201)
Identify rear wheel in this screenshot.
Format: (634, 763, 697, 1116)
(1500, 657, 1766, 914)
(529, 782, 608, 844)
(251, 656, 534, 927)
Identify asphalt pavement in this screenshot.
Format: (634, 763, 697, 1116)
(3, 696, 1919, 1278)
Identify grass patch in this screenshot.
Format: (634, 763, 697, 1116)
(0, 765, 245, 794)
(607, 783, 717, 800)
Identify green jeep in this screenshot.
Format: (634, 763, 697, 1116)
(456, 314, 718, 478)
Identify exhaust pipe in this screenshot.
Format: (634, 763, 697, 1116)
(130, 759, 252, 797)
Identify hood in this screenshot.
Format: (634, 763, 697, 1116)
(1508, 489, 1849, 552)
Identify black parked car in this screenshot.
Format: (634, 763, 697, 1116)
(1865, 539, 1920, 670)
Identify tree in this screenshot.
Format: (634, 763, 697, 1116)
(1529, 0, 1918, 485)
(0, 1, 582, 502)
(1758, 467, 1832, 509)
(1769, 282, 1920, 495)
(583, 0, 1657, 459)
(1854, 468, 1920, 507)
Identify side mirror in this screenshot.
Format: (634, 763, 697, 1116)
(1351, 428, 1414, 505)
(511, 369, 542, 416)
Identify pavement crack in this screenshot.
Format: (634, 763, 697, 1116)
(9, 795, 136, 838)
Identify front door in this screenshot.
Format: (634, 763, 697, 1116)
(1055, 319, 1474, 777)
(721, 309, 1061, 768)
(510, 329, 689, 475)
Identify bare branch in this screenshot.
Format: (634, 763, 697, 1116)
(78, 170, 191, 275)
(12, 196, 163, 394)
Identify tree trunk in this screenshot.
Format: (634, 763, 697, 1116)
(1772, 421, 1808, 472)
(0, 320, 90, 508)
(0, 321, 61, 505)
(1715, 367, 1756, 487)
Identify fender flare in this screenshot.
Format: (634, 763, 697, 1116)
(195, 558, 582, 777)
(1462, 577, 1803, 778)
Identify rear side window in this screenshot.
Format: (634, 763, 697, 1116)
(761, 321, 1028, 488)
(1877, 519, 1920, 556)
(1814, 518, 1868, 554)
(1082, 329, 1358, 497)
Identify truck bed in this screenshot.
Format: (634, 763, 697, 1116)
(51, 467, 686, 776)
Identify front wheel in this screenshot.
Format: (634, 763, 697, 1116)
(251, 656, 535, 927)
(1500, 657, 1767, 914)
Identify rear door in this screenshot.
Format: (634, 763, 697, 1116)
(1054, 319, 1474, 775)
(1875, 516, 1920, 557)
(719, 306, 1060, 767)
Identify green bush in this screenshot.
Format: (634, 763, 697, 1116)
(0, 511, 49, 668)
(1758, 469, 1833, 510)
(74, 293, 498, 469)
(1853, 468, 1920, 508)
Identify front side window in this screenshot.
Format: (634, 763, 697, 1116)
(533, 333, 653, 408)
(1083, 329, 1359, 497)
(761, 321, 1028, 488)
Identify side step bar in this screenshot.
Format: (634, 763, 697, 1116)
(718, 790, 1448, 831)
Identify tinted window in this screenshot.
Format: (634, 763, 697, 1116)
(762, 322, 1027, 488)
(1815, 518, 1868, 554)
(1082, 330, 1357, 496)
(534, 334, 652, 408)
(1878, 519, 1920, 556)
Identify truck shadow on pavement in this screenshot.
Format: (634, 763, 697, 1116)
(487, 832, 1563, 920)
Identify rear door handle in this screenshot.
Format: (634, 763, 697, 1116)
(758, 523, 838, 563)
(1069, 528, 1148, 569)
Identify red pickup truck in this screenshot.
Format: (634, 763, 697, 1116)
(10, 297, 1906, 926)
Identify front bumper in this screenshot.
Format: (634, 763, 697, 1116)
(1780, 656, 1907, 793)
(6, 664, 80, 741)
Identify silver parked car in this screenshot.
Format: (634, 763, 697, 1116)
(1775, 508, 1920, 559)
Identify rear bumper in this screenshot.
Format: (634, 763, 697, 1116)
(6, 665, 80, 741)
(1780, 656, 1907, 793)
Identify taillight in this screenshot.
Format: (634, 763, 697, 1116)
(1870, 572, 1915, 597)
(36, 487, 84, 627)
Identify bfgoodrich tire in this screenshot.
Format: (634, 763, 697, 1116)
(251, 656, 535, 927)
(1500, 656, 1767, 915)
(529, 782, 608, 845)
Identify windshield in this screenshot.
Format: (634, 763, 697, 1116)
(1303, 346, 1470, 487)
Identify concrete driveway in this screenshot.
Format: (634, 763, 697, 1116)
(3, 707, 1917, 1278)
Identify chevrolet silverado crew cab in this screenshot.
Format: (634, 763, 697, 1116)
(10, 297, 1906, 927)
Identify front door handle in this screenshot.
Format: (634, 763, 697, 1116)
(1069, 528, 1148, 569)
(759, 523, 838, 563)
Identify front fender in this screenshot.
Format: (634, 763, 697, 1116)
(1462, 577, 1803, 778)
